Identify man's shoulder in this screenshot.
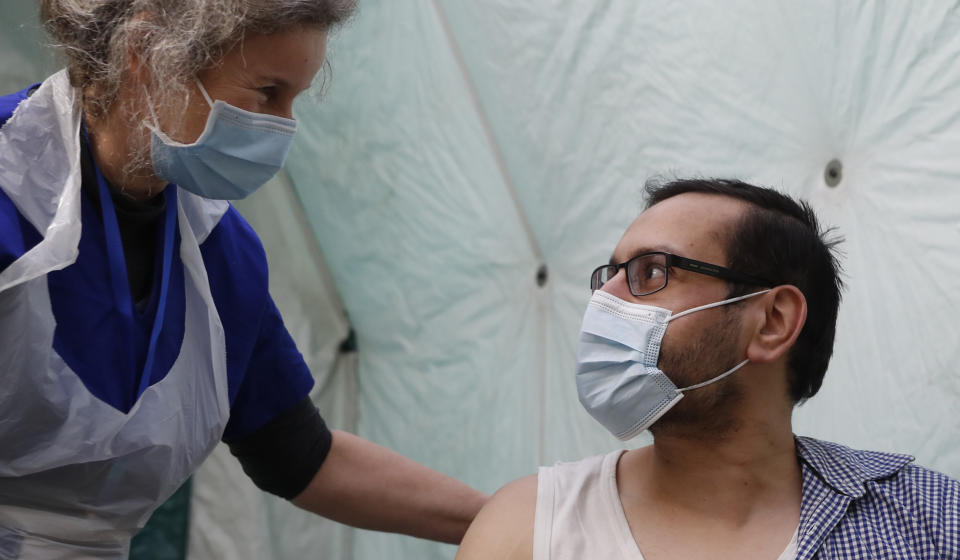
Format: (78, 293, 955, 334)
(797, 436, 915, 491)
(798, 437, 960, 554)
(891, 461, 960, 497)
(456, 474, 538, 560)
(488, 473, 540, 510)
(457, 451, 621, 560)
(796, 437, 960, 485)
(797, 435, 959, 512)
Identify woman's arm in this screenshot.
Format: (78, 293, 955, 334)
(291, 429, 489, 544)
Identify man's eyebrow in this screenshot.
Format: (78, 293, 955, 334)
(609, 245, 680, 266)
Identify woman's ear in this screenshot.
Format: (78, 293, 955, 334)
(125, 12, 153, 85)
(745, 285, 807, 364)
(127, 50, 148, 85)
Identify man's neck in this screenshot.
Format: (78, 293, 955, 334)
(620, 419, 801, 524)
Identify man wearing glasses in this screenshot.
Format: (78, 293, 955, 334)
(456, 179, 959, 560)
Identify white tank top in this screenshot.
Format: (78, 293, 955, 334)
(533, 450, 798, 560)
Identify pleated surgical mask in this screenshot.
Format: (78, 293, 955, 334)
(146, 80, 297, 200)
(575, 289, 769, 440)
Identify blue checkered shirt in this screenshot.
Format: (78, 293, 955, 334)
(795, 436, 960, 559)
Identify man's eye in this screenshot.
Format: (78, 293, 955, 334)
(646, 265, 665, 280)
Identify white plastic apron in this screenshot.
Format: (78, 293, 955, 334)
(0, 71, 231, 558)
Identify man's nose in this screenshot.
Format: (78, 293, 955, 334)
(600, 268, 634, 300)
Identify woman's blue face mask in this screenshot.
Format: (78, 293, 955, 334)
(146, 80, 297, 200)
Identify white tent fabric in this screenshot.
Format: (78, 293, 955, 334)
(2, 1, 959, 559)
(0, 2, 59, 87)
(283, 1, 960, 557)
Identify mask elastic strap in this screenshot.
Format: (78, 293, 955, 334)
(666, 289, 771, 323)
(195, 78, 215, 108)
(143, 79, 214, 129)
(141, 85, 163, 131)
(678, 359, 750, 393)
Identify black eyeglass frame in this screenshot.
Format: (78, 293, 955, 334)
(590, 251, 772, 297)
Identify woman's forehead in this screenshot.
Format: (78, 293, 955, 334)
(211, 27, 328, 89)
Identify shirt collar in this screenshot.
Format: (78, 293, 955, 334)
(795, 436, 914, 498)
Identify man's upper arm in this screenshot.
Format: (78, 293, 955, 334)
(456, 474, 538, 560)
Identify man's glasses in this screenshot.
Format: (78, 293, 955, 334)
(590, 251, 771, 297)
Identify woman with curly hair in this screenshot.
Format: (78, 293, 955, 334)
(0, 2, 486, 557)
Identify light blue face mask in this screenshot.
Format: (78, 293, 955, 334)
(575, 289, 769, 441)
(146, 80, 297, 200)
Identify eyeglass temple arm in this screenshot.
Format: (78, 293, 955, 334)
(667, 254, 771, 286)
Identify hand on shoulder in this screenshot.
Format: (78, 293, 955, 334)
(456, 474, 538, 560)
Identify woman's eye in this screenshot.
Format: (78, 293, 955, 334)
(258, 86, 276, 98)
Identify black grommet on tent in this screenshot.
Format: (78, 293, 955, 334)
(824, 159, 843, 187)
(536, 264, 548, 287)
(339, 328, 357, 353)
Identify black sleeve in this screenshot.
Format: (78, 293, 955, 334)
(227, 396, 334, 499)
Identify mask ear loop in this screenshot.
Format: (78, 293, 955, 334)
(143, 78, 214, 136)
(194, 78, 215, 108)
(666, 289, 771, 323)
(141, 85, 169, 141)
(678, 359, 750, 392)
(143, 78, 215, 150)
(667, 289, 771, 393)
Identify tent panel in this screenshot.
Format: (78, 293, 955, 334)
(436, 0, 960, 477)
(0, 1, 59, 92)
(285, 2, 545, 557)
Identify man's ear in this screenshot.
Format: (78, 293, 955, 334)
(745, 285, 806, 364)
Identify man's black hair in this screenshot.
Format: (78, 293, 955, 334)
(644, 178, 844, 403)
